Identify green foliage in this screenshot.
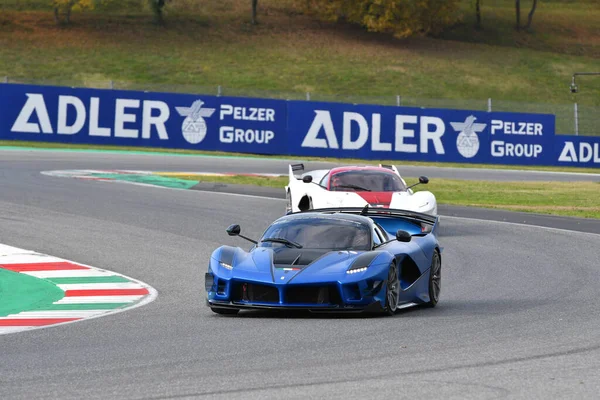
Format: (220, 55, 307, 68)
(299, 0, 461, 38)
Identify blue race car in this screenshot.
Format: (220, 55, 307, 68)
(205, 206, 442, 316)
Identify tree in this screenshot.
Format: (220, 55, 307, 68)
(148, 0, 167, 24)
(52, 0, 94, 24)
(475, 0, 482, 28)
(299, 0, 460, 39)
(515, 0, 520, 31)
(252, 0, 258, 25)
(525, 0, 538, 30)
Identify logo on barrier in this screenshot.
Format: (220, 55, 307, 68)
(175, 99, 215, 144)
(451, 115, 487, 158)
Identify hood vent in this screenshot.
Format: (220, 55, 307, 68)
(272, 248, 330, 268)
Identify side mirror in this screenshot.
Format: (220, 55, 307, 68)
(396, 229, 412, 242)
(226, 224, 241, 236)
(302, 175, 313, 183)
(419, 176, 429, 184)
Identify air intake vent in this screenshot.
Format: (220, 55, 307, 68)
(285, 285, 342, 305)
(231, 282, 279, 303)
(217, 279, 227, 295)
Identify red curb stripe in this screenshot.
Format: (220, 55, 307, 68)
(0, 318, 80, 326)
(0, 262, 89, 272)
(65, 288, 149, 297)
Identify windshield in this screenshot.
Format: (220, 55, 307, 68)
(330, 170, 407, 192)
(260, 217, 371, 250)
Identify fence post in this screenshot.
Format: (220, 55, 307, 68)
(396, 95, 401, 107)
(487, 98, 492, 112)
(574, 102, 579, 136)
(109, 80, 114, 89)
(306, 92, 311, 101)
(217, 85, 222, 97)
(3, 76, 8, 84)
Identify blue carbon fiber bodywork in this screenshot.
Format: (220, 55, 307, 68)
(205, 208, 441, 314)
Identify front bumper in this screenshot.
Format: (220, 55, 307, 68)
(207, 299, 385, 314)
(205, 270, 389, 314)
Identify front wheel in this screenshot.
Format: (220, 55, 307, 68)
(384, 262, 399, 316)
(425, 250, 441, 307)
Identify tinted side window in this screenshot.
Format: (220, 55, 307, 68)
(372, 227, 382, 245)
(320, 173, 330, 188)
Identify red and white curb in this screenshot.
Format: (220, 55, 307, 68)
(42, 170, 284, 179)
(0, 243, 157, 335)
(41, 169, 155, 182)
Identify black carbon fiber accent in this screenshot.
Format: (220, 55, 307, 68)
(204, 273, 214, 292)
(219, 247, 236, 267)
(349, 252, 382, 269)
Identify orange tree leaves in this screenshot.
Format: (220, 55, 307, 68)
(299, 0, 460, 38)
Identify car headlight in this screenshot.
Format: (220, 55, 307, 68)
(347, 266, 368, 274)
(219, 261, 233, 270)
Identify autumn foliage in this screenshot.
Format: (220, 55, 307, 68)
(297, 0, 460, 38)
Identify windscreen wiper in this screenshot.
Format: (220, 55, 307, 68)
(336, 184, 371, 192)
(261, 237, 303, 248)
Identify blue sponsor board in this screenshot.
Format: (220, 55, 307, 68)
(0, 84, 287, 155)
(286, 100, 556, 166)
(555, 135, 600, 168)
(4, 83, 595, 168)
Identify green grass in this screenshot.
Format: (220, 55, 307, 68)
(0, 1, 599, 135)
(159, 173, 600, 219)
(3, 140, 600, 174)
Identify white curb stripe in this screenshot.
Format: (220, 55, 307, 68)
(54, 295, 145, 304)
(21, 270, 117, 278)
(0, 244, 37, 256)
(0, 254, 64, 264)
(3, 311, 111, 318)
(0, 327, 33, 334)
(56, 283, 144, 291)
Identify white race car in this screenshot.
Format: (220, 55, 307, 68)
(285, 164, 437, 216)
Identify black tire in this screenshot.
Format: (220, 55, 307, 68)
(425, 250, 441, 308)
(384, 262, 399, 316)
(211, 307, 239, 315)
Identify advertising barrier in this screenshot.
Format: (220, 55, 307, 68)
(555, 135, 600, 168)
(1, 83, 597, 168)
(287, 100, 555, 166)
(0, 84, 287, 155)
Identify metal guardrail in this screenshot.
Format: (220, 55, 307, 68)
(1, 77, 598, 136)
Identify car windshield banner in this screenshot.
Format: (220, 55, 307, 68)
(0, 84, 287, 155)
(286, 100, 556, 166)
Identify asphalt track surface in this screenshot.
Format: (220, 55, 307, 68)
(1, 149, 600, 399)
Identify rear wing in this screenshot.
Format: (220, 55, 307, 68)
(378, 164, 400, 176)
(288, 163, 305, 181)
(292, 206, 438, 228)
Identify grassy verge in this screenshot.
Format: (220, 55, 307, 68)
(0, 1, 599, 134)
(3, 140, 600, 175)
(158, 173, 600, 219)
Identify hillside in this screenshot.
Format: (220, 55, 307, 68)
(1, 0, 598, 134)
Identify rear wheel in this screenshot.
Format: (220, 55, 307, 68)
(211, 307, 239, 315)
(425, 250, 441, 307)
(384, 262, 399, 316)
